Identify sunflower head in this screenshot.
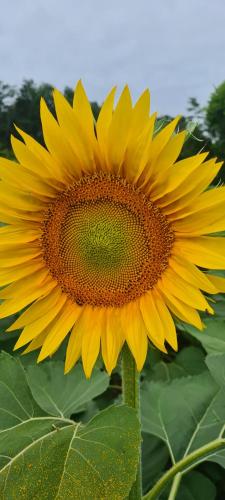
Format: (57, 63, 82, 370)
(1, 81, 225, 377)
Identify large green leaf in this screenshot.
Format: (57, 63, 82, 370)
(142, 351, 225, 499)
(0, 405, 140, 499)
(0, 353, 140, 499)
(142, 371, 225, 463)
(26, 361, 109, 417)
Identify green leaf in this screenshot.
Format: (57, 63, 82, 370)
(26, 361, 109, 418)
(183, 121, 198, 143)
(142, 371, 225, 463)
(0, 353, 140, 499)
(209, 449, 225, 469)
(208, 287, 225, 318)
(206, 352, 225, 387)
(142, 353, 225, 499)
(0, 315, 19, 351)
(182, 319, 225, 354)
(153, 118, 170, 136)
(0, 405, 140, 500)
(176, 471, 216, 500)
(0, 352, 46, 430)
(204, 353, 225, 469)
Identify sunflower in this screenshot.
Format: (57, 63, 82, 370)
(0, 82, 225, 377)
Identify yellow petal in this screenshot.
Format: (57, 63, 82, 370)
(157, 284, 203, 330)
(0, 268, 50, 299)
(160, 267, 214, 313)
(0, 259, 44, 287)
(152, 152, 208, 203)
(101, 308, 124, 374)
(0, 227, 41, 245)
(0, 202, 43, 223)
(129, 89, 150, 140)
(7, 286, 63, 330)
(0, 279, 56, 318)
(172, 187, 225, 235)
(38, 301, 81, 361)
(22, 328, 50, 354)
(14, 293, 67, 349)
(163, 160, 223, 217)
(206, 274, 225, 293)
(140, 292, 168, 351)
(73, 80, 95, 141)
(14, 126, 66, 187)
(152, 289, 178, 350)
(0, 183, 46, 213)
(147, 131, 186, 195)
(11, 134, 62, 189)
(96, 87, 116, 163)
(12, 127, 56, 181)
(40, 98, 80, 182)
(120, 301, 148, 371)
(175, 237, 225, 269)
(124, 115, 156, 181)
(148, 116, 181, 165)
(0, 246, 42, 268)
(53, 89, 95, 172)
(162, 162, 224, 220)
(176, 184, 225, 212)
(64, 319, 84, 374)
(169, 254, 218, 294)
(107, 86, 132, 172)
(0, 157, 57, 198)
(81, 307, 104, 378)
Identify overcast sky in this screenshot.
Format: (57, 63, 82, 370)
(1, 0, 225, 115)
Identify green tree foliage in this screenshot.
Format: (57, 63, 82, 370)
(0, 80, 54, 150)
(0, 82, 17, 157)
(11, 80, 54, 144)
(206, 81, 225, 158)
(205, 82, 225, 182)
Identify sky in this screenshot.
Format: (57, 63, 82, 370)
(1, 0, 225, 115)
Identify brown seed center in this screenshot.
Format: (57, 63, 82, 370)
(41, 174, 174, 307)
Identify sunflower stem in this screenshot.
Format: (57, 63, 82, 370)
(143, 438, 225, 500)
(122, 344, 142, 500)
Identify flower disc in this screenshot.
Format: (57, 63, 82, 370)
(42, 174, 174, 307)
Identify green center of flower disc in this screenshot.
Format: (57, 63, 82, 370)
(72, 207, 127, 269)
(42, 174, 174, 307)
